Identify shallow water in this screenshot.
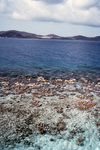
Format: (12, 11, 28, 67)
(0, 75, 99, 150)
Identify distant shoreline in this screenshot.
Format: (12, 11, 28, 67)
(0, 30, 100, 41)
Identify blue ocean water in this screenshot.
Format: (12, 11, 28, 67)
(0, 38, 100, 78)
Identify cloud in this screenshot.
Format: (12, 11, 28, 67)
(0, 0, 100, 27)
(71, 0, 99, 9)
(34, 0, 65, 4)
(0, 0, 11, 14)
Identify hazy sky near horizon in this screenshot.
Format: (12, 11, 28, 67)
(0, 0, 100, 36)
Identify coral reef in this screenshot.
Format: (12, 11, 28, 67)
(96, 121, 100, 126)
(56, 107, 63, 113)
(0, 75, 99, 149)
(76, 136, 83, 146)
(37, 77, 46, 82)
(37, 121, 66, 135)
(76, 94, 84, 99)
(75, 100, 96, 110)
(31, 100, 42, 107)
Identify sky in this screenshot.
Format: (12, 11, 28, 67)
(0, 0, 100, 37)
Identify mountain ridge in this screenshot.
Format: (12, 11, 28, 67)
(0, 30, 100, 41)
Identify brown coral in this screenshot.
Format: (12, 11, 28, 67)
(64, 79, 76, 84)
(96, 121, 100, 126)
(32, 92, 42, 98)
(77, 136, 82, 141)
(76, 95, 84, 99)
(85, 94, 94, 101)
(80, 77, 88, 83)
(75, 100, 96, 110)
(57, 107, 63, 113)
(37, 121, 66, 135)
(55, 79, 63, 82)
(57, 123, 65, 131)
(37, 77, 45, 82)
(62, 113, 70, 119)
(31, 100, 42, 107)
(76, 136, 83, 146)
(57, 121, 66, 131)
(38, 127, 45, 134)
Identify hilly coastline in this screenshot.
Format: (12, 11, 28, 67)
(0, 30, 100, 41)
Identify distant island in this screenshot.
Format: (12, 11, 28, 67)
(0, 30, 100, 41)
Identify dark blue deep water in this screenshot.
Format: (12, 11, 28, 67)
(0, 38, 100, 78)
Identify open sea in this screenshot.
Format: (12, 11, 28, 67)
(0, 38, 100, 78)
(0, 38, 100, 150)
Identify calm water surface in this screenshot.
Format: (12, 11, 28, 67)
(0, 38, 100, 78)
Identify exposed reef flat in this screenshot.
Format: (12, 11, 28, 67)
(0, 75, 100, 150)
